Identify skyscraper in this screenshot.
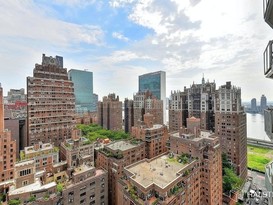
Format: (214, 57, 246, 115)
(261, 94, 267, 112)
(215, 82, 247, 180)
(251, 98, 257, 112)
(68, 69, 96, 114)
(139, 71, 166, 122)
(27, 54, 76, 146)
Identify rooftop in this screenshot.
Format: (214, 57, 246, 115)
(73, 164, 94, 175)
(145, 124, 163, 130)
(106, 140, 137, 151)
(9, 178, 56, 196)
(126, 155, 191, 189)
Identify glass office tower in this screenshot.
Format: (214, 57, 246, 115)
(68, 69, 96, 114)
(138, 71, 166, 122)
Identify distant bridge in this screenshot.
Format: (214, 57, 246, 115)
(247, 138, 273, 149)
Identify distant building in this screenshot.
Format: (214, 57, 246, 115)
(169, 89, 188, 133)
(251, 98, 257, 112)
(261, 94, 267, 112)
(68, 69, 97, 113)
(27, 54, 76, 146)
(96, 140, 145, 205)
(97, 93, 122, 131)
(139, 71, 166, 122)
(7, 88, 26, 103)
(265, 107, 273, 140)
(215, 82, 247, 180)
(132, 91, 163, 127)
(124, 98, 134, 133)
(131, 113, 168, 159)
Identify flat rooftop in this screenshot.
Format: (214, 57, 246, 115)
(9, 178, 56, 196)
(126, 155, 189, 189)
(146, 124, 163, 130)
(106, 141, 137, 151)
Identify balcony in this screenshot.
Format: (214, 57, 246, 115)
(263, 41, 273, 79)
(264, 0, 273, 28)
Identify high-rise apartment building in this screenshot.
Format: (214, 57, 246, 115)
(251, 98, 257, 112)
(124, 98, 134, 133)
(169, 89, 188, 132)
(261, 94, 267, 111)
(97, 93, 122, 131)
(7, 88, 26, 103)
(132, 91, 163, 126)
(27, 54, 76, 146)
(68, 69, 96, 114)
(168, 129, 223, 205)
(215, 82, 247, 180)
(139, 71, 166, 122)
(131, 113, 168, 159)
(187, 77, 216, 131)
(96, 140, 146, 205)
(0, 85, 17, 182)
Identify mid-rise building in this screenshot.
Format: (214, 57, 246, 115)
(60, 129, 94, 167)
(169, 89, 188, 132)
(168, 129, 223, 205)
(131, 113, 168, 159)
(215, 81, 247, 180)
(68, 69, 96, 114)
(20, 142, 59, 171)
(96, 140, 146, 205)
(27, 54, 76, 146)
(97, 93, 122, 131)
(139, 71, 166, 122)
(0, 85, 16, 182)
(118, 154, 200, 205)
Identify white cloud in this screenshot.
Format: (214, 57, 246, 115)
(52, 0, 96, 7)
(0, 1, 104, 46)
(112, 32, 129, 42)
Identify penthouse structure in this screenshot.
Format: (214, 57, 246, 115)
(0, 85, 16, 182)
(215, 82, 247, 180)
(27, 54, 76, 146)
(20, 142, 59, 171)
(169, 89, 188, 132)
(96, 140, 146, 205)
(131, 113, 168, 159)
(60, 129, 94, 167)
(97, 93, 122, 131)
(118, 154, 200, 205)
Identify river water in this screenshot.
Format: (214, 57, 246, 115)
(247, 113, 270, 141)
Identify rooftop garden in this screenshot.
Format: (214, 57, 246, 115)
(77, 124, 130, 142)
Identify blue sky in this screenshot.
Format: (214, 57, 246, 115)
(0, 0, 273, 102)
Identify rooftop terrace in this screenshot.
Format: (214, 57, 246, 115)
(126, 155, 191, 189)
(106, 140, 137, 151)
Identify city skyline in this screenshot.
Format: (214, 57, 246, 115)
(0, 0, 272, 102)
